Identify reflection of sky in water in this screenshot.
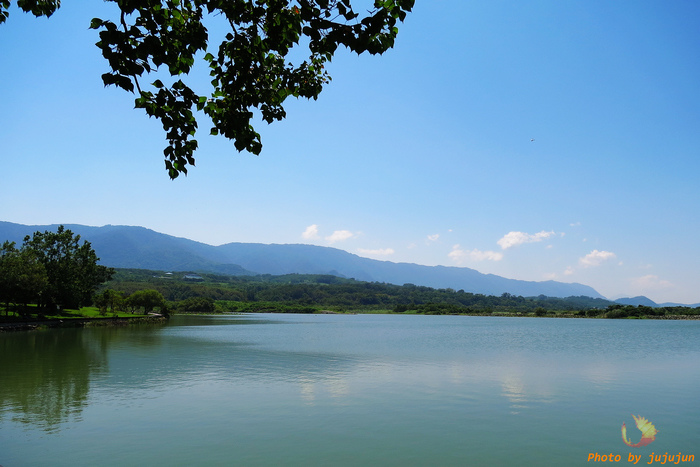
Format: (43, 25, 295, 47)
(100, 316, 700, 415)
(144, 314, 700, 411)
(3, 314, 700, 466)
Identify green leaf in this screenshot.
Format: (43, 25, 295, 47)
(62, 0, 415, 177)
(89, 18, 102, 29)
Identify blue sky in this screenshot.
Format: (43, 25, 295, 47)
(2, 1, 699, 304)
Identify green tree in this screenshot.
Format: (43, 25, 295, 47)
(0, 241, 48, 315)
(12, 248, 48, 314)
(0, 241, 19, 313)
(95, 289, 125, 315)
(0, 0, 414, 178)
(126, 289, 167, 315)
(22, 226, 114, 311)
(176, 296, 215, 313)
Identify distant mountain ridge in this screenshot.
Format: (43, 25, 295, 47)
(614, 296, 658, 307)
(614, 296, 700, 308)
(0, 221, 606, 299)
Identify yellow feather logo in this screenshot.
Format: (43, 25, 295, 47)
(622, 414, 658, 447)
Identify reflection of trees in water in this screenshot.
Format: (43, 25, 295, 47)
(0, 324, 167, 433)
(0, 329, 108, 432)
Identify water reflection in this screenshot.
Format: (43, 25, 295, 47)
(501, 374, 528, 413)
(0, 330, 104, 432)
(0, 324, 167, 433)
(581, 361, 619, 388)
(2, 314, 700, 467)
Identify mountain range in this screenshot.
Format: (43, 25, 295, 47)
(611, 296, 698, 308)
(0, 221, 623, 300)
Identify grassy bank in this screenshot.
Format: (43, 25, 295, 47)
(1, 305, 144, 321)
(0, 305, 167, 332)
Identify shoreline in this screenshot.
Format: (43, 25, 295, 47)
(0, 315, 167, 332)
(214, 310, 700, 320)
(4, 311, 699, 332)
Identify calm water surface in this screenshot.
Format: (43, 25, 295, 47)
(1, 314, 699, 466)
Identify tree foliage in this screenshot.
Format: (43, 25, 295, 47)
(21, 226, 114, 310)
(1, 0, 414, 178)
(0, 227, 114, 314)
(102, 269, 700, 318)
(126, 289, 167, 314)
(174, 296, 215, 313)
(94, 289, 126, 315)
(0, 241, 48, 314)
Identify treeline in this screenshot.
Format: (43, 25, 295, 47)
(5, 255, 697, 319)
(93, 289, 169, 316)
(105, 269, 609, 312)
(100, 269, 700, 318)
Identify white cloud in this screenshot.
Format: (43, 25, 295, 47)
(325, 230, 355, 243)
(497, 230, 556, 250)
(579, 250, 617, 267)
(570, 222, 581, 227)
(302, 224, 320, 240)
(449, 244, 503, 264)
(427, 234, 440, 242)
(564, 266, 575, 276)
(357, 248, 395, 257)
(631, 275, 673, 290)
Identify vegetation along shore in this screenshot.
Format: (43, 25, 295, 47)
(2, 227, 699, 330)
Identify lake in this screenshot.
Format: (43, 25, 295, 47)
(1, 314, 699, 466)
